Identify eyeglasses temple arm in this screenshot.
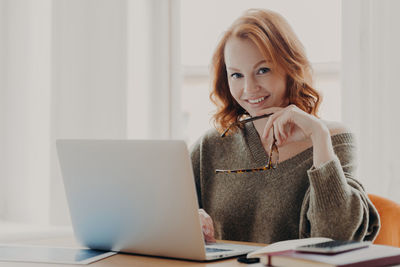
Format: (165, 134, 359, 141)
(220, 124, 234, 137)
(220, 113, 273, 138)
(240, 113, 273, 123)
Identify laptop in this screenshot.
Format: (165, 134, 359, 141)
(56, 139, 260, 261)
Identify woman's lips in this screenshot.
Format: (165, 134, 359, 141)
(246, 95, 269, 106)
(248, 96, 266, 104)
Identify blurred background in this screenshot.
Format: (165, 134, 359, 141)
(0, 0, 399, 238)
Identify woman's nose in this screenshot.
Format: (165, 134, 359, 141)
(244, 76, 259, 93)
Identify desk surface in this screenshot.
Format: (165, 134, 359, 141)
(0, 235, 266, 267)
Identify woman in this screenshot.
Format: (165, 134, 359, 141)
(190, 8, 380, 244)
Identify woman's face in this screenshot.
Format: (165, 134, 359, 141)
(224, 37, 288, 117)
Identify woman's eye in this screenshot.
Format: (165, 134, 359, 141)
(258, 67, 270, 74)
(231, 73, 243, 79)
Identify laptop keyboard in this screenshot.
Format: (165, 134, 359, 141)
(205, 247, 232, 253)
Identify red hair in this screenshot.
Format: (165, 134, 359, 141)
(210, 9, 321, 133)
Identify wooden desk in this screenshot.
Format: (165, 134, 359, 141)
(0, 236, 266, 267)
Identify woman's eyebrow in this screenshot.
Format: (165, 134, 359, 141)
(227, 67, 241, 71)
(253, 60, 267, 68)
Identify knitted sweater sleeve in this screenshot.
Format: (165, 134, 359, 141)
(299, 140, 381, 241)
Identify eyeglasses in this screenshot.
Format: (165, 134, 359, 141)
(215, 113, 279, 174)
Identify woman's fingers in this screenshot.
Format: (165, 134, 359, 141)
(205, 222, 216, 243)
(276, 119, 285, 145)
(262, 108, 284, 140)
(198, 209, 216, 243)
(262, 105, 307, 146)
(274, 111, 293, 145)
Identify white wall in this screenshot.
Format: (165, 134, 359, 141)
(49, 0, 128, 225)
(0, 0, 5, 220)
(1, 0, 52, 224)
(0, 0, 129, 226)
(342, 0, 400, 202)
(0, 0, 178, 227)
(49, 0, 180, 225)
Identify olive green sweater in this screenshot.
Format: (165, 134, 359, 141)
(190, 123, 380, 244)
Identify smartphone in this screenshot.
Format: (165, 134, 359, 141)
(295, 240, 371, 254)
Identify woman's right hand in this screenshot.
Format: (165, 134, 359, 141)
(198, 209, 216, 243)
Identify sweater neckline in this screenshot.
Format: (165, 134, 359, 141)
(243, 122, 354, 170)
